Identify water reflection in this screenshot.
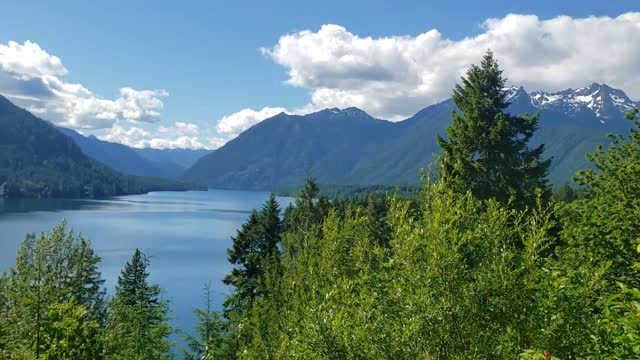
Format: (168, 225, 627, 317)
(0, 197, 104, 213)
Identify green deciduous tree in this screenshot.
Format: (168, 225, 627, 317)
(104, 249, 172, 360)
(560, 108, 640, 289)
(39, 301, 102, 360)
(0, 221, 106, 359)
(234, 182, 568, 358)
(437, 50, 551, 209)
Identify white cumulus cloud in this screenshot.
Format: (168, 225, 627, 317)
(216, 106, 287, 137)
(0, 40, 168, 129)
(100, 121, 224, 150)
(258, 13, 640, 120)
(0, 40, 67, 79)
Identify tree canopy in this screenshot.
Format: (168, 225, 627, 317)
(437, 50, 551, 209)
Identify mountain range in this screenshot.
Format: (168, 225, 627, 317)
(59, 128, 210, 180)
(0, 95, 201, 198)
(1, 83, 636, 196)
(185, 83, 638, 190)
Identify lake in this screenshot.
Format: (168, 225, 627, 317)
(0, 189, 294, 348)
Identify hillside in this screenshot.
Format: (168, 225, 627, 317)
(133, 147, 209, 170)
(185, 83, 637, 190)
(186, 108, 397, 189)
(59, 128, 209, 179)
(0, 96, 200, 198)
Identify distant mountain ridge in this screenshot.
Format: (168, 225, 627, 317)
(133, 147, 209, 170)
(506, 83, 638, 129)
(519, 83, 638, 117)
(59, 128, 210, 180)
(0, 95, 200, 198)
(185, 83, 637, 190)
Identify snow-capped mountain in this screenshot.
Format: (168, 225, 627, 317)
(506, 83, 639, 128)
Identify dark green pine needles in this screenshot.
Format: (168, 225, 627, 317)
(437, 50, 551, 209)
(105, 249, 172, 360)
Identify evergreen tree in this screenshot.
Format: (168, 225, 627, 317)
(182, 283, 231, 360)
(363, 195, 391, 248)
(437, 50, 551, 209)
(105, 249, 172, 360)
(223, 194, 282, 315)
(69, 238, 106, 322)
(552, 183, 579, 203)
(260, 193, 282, 257)
(282, 177, 330, 234)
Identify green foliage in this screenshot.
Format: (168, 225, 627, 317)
(221, 104, 640, 358)
(233, 182, 565, 358)
(0, 221, 106, 358)
(519, 349, 559, 360)
(223, 193, 282, 316)
(104, 249, 172, 360)
(551, 183, 580, 203)
(182, 283, 232, 360)
(560, 108, 640, 358)
(0, 95, 200, 199)
(276, 183, 420, 199)
(0, 223, 179, 359)
(39, 301, 102, 360)
(560, 108, 640, 289)
(436, 50, 551, 209)
(585, 281, 640, 358)
(282, 178, 331, 235)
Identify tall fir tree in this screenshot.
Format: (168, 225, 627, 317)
(223, 194, 282, 316)
(436, 50, 551, 209)
(282, 177, 330, 234)
(105, 249, 172, 360)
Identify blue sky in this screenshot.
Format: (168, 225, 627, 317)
(0, 0, 638, 148)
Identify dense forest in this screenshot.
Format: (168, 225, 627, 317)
(275, 183, 422, 199)
(0, 95, 201, 199)
(1, 52, 639, 358)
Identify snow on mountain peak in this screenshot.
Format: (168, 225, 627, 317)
(314, 106, 373, 120)
(506, 83, 638, 118)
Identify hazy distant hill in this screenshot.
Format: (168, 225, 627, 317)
(0, 95, 199, 198)
(185, 83, 637, 190)
(59, 128, 209, 179)
(133, 147, 209, 172)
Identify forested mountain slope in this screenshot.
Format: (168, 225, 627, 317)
(186, 83, 635, 189)
(0, 96, 198, 198)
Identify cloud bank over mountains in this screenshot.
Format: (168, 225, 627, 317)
(257, 12, 640, 121)
(0, 40, 169, 129)
(216, 107, 288, 137)
(0, 40, 218, 149)
(1, 12, 640, 149)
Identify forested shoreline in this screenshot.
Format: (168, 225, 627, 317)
(1, 52, 640, 358)
(0, 94, 204, 200)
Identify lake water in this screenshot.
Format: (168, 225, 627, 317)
(0, 190, 294, 347)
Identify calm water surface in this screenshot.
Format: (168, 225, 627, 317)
(0, 190, 294, 342)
